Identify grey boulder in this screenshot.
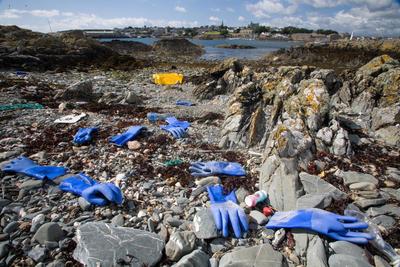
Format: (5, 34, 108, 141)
(219, 244, 287, 267)
(329, 254, 372, 267)
(193, 208, 219, 239)
(172, 249, 209, 267)
(73, 222, 164, 267)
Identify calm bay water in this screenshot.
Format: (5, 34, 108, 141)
(100, 37, 302, 60)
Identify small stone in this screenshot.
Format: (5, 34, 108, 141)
(383, 180, 396, 188)
(44, 241, 59, 250)
(0, 242, 9, 259)
(148, 219, 156, 233)
(380, 188, 400, 201)
(374, 255, 391, 267)
(158, 224, 169, 242)
(193, 208, 219, 239)
(28, 246, 48, 262)
(329, 254, 372, 267)
(219, 244, 285, 267)
(110, 214, 124, 227)
(137, 210, 147, 218)
(166, 231, 197, 261)
(249, 210, 268, 225)
(367, 204, 400, 217)
(31, 214, 45, 233)
(210, 238, 226, 253)
(371, 215, 396, 231)
(172, 249, 209, 267)
(46, 260, 66, 267)
(340, 171, 378, 186)
(354, 198, 386, 209)
(357, 191, 380, 199)
(19, 180, 43, 190)
(33, 223, 65, 245)
(78, 197, 91, 211)
(330, 241, 368, 260)
(3, 221, 19, 234)
(127, 141, 141, 150)
(0, 199, 11, 209)
(349, 182, 376, 191)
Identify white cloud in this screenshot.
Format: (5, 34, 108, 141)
(211, 8, 221, 12)
(175, 6, 186, 13)
(246, 0, 298, 17)
(227, 7, 235, 12)
(238, 16, 246, 21)
(0, 9, 20, 19)
(209, 16, 221, 23)
(0, 8, 60, 18)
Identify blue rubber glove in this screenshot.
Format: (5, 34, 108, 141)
(110, 126, 145, 146)
(190, 161, 246, 177)
(82, 183, 123, 206)
(1, 156, 68, 180)
(165, 117, 190, 129)
(160, 125, 187, 139)
(207, 184, 249, 238)
(266, 208, 374, 244)
(176, 100, 193, 106)
(59, 173, 98, 195)
(73, 127, 98, 145)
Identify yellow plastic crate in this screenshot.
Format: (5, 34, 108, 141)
(153, 73, 184, 85)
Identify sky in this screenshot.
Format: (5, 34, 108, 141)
(0, 0, 399, 36)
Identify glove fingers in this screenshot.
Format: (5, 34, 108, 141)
(335, 215, 359, 223)
(87, 196, 109, 206)
(327, 232, 369, 245)
(191, 162, 205, 168)
(342, 222, 369, 230)
(221, 208, 229, 237)
(228, 209, 242, 238)
(341, 231, 374, 239)
(238, 208, 249, 233)
(210, 207, 222, 231)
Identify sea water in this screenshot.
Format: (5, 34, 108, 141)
(100, 37, 302, 60)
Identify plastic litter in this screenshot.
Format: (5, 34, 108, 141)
(263, 206, 274, 217)
(73, 127, 98, 145)
(82, 183, 123, 206)
(165, 117, 190, 129)
(207, 184, 249, 238)
(59, 173, 123, 206)
(160, 117, 190, 139)
(344, 209, 400, 266)
(266, 208, 374, 244)
(176, 100, 193, 106)
(59, 173, 97, 195)
(110, 126, 145, 147)
(1, 156, 68, 180)
(54, 113, 87, 124)
(245, 190, 268, 208)
(153, 73, 184, 85)
(147, 112, 170, 123)
(160, 125, 187, 139)
(163, 159, 183, 167)
(16, 71, 28, 76)
(0, 103, 44, 111)
(189, 161, 246, 177)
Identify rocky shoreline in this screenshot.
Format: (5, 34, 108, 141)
(0, 26, 400, 267)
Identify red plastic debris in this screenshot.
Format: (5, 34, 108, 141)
(263, 206, 273, 217)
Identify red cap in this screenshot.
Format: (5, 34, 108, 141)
(263, 206, 273, 217)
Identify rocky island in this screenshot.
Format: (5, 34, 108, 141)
(0, 25, 399, 267)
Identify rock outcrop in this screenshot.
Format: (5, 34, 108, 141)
(0, 26, 145, 71)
